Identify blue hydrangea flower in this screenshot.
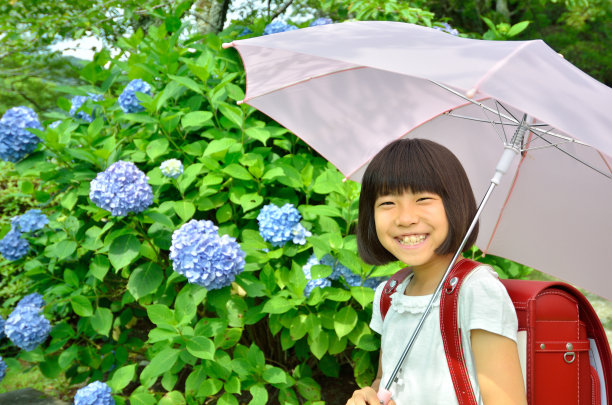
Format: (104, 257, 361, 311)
(170, 220, 246, 290)
(0, 316, 5, 339)
(257, 203, 311, 247)
(0, 229, 29, 261)
(118, 79, 152, 113)
(310, 18, 333, 26)
(0, 356, 6, 382)
(239, 27, 253, 36)
(5, 305, 51, 351)
(362, 276, 389, 290)
(0, 106, 42, 162)
(433, 22, 459, 36)
(49, 120, 62, 129)
(16, 293, 45, 310)
(12, 209, 48, 233)
(304, 277, 332, 297)
(263, 21, 298, 35)
(70, 94, 104, 122)
(160, 159, 183, 179)
(89, 161, 153, 217)
(74, 381, 115, 405)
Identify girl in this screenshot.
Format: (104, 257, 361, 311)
(347, 139, 526, 405)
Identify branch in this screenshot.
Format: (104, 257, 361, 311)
(270, 0, 295, 22)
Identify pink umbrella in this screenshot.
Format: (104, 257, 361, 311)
(223, 21, 612, 302)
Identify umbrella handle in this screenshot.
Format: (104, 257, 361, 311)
(377, 388, 392, 404)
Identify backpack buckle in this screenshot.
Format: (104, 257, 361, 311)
(445, 277, 459, 294)
(564, 343, 575, 364)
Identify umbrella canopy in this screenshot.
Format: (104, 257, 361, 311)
(224, 21, 612, 301)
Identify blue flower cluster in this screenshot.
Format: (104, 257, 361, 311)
(5, 304, 51, 351)
(70, 94, 104, 122)
(12, 209, 48, 233)
(160, 158, 183, 179)
(310, 17, 333, 26)
(0, 315, 5, 339)
(0, 106, 42, 162)
(257, 204, 311, 247)
(16, 293, 45, 310)
(263, 21, 298, 35)
(170, 220, 246, 290)
(433, 22, 459, 36)
(0, 356, 6, 383)
(0, 229, 29, 261)
(302, 254, 388, 297)
(89, 161, 153, 217)
(118, 79, 152, 113)
(74, 381, 115, 405)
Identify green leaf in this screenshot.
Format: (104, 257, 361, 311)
(168, 74, 203, 94)
(296, 377, 321, 401)
(263, 366, 288, 384)
(128, 262, 164, 299)
(159, 391, 186, 405)
(350, 286, 375, 308)
(245, 127, 272, 145)
(130, 387, 157, 405)
(181, 111, 213, 128)
(507, 20, 530, 37)
(140, 348, 180, 387)
(70, 295, 93, 317)
(90, 255, 110, 281)
(186, 336, 215, 360)
(308, 330, 329, 359)
(238, 193, 263, 212)
(44, 240, 77, 260)
(108, 234, 141, 270)
(147, 304, 176, 326)
(261, 296, 295, 314)
(222, 164, 253, 181)
(109, 364, 136, 391)
(90, 307, 113, 337)
(61, 190, 78, 210)
(312, 169, 344, 194)
(204, 138, 237, 158)
(218, 103, 243, 128)
(173, 201, 196, 222)
(146, 138, 169, 161)
(175, 286, 197, 324)
(145, 211, 174, 229)
(218, 393, 239, 405)
(334, 306, 358, 338)
(58, 346, 78, 370)
(248, 384, 268, 405)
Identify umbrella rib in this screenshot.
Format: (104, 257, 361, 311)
(527, 130, 612, 180)
(494, 101, 510, 144)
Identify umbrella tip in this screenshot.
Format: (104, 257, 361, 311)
(222, 42, 234, 49)
(466, 88, 477, 98)
(237, 100, 244, 105)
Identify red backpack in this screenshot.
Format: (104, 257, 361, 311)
(380, 258, 612, 405)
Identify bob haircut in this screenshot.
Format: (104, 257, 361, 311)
(357, 138, 478, 265)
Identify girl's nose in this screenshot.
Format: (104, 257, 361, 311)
(395, 206, 418, 226)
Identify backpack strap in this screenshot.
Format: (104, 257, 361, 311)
(380, 267, 412, 321)
(439, 258, 481, 405)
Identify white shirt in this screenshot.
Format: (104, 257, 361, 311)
(370, 265, 518, 405)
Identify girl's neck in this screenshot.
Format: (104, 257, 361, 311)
(404, 254, 455, 296)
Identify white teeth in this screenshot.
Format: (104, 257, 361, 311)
(401, 235, 426, 245)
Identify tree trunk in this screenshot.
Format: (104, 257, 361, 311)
(496, 0, 511, 21)
(194, 0, 232, 35)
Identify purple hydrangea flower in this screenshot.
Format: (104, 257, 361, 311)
(0, 229, 29, 261)
(0, 106, 42, 162)
(89, 161, 153, 217)
(16, 293, 45, 310)
(263, 21, 298, 35)
(170, 220, 246, 290)
(0, 356, 6, 382)
(310, 18, 333, 26)
(433, 22, 459, 36)
(5, 305, 51, 351)
(70, 94, 104, 122)
(160, 159, 183, 179)
(257, 203, 311, 247)
(118, 79, 152, 113)
(12, 209, 48, 233)
(74, 381, 115, 405)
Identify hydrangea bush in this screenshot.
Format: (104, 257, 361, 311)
(160, 158, 183, 179)
(117, 79, 152, 113)
(69, 94, 104, 122)
(0, 10, 531, 404)
(74, 381, 115, 405)
(0, 106, 42, 162)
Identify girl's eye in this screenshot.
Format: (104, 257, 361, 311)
(377, 200, 394, 207)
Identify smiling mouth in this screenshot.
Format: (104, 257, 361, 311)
(398, 234, 427, 246)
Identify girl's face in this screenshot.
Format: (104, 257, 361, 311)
(374, 189, 450, 271)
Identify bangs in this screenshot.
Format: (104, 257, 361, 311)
(366, 139, 447, 199)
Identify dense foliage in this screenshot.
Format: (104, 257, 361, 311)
(0, 0, 578, 402)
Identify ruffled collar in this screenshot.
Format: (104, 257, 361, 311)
(389, 275, 440, 314)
